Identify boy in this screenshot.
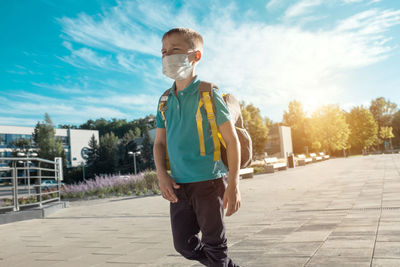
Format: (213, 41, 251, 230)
(153, 28, 241, 267)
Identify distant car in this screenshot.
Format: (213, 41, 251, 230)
(40, 180, 65, 190)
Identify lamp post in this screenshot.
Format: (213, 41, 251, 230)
(16, 151, 37, 196)
(26, 152, 37, 197)
(128, 151, 141, 175)
(17, 152, 26, 189)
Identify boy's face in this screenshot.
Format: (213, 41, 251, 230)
(161, 33, 200, 63)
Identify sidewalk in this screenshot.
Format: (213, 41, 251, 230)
(1, 154, 399, 266)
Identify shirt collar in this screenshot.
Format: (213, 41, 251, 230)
(169, 76, 200, 96)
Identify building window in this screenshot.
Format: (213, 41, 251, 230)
(0, 134, 5, 145)
(5, 134, 33, 146)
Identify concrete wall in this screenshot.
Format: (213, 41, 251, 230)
(265, 125, 293, 158)
(279, 126, 293, 158)
(0, 125, 39, 135)
(0, 125, 69, 137)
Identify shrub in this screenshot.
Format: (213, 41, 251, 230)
(5, 199, 12, 206)
(253, 166, 265, 174)
(61, 171, 160, 200)
(143, 170, 159, 190)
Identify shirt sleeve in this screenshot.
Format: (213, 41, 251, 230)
(155, 97, 166, 129)
(212, 88, 231, 126)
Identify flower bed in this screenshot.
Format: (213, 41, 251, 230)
(61, 170, 160, 200)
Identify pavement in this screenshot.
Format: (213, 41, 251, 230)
(0, 154, 400, 267)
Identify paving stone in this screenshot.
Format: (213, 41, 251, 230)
(1, 154, 399, 266)
(283, 230, 331, 242)
(372, 258, 400, 267)
(377, 232, 400, 242)
(230, 239, 277, 250)
(321, 239, 375, 249)
(258, 227, 297, 235)
(314, 247, 373, 258)
(306, 255, 371, 266)
(263, 241, 322, 257)
(249, 255, 310, 267)
(373, 241, 400, 258)
(297, 223, 337, 231)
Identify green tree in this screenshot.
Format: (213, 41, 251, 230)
(379, 126, 395, 150)
(283, 100, 309, 154)
(392, 110, 400, 147)
(346, 106, 378, 153)
(116, 130, 139, 173)
(141, 128, 154, 170)
(311, 141, 321, 152)
(58, 124, 78, 129)
(79, 118, 143, 138)
(86, 134, 100, 177)
(369, 97, 397, 128)
(33, 113, 65, 161)
(98, 132, 119, 174)
(241, 102, 269, 158)
(8, 138, 31, 156)
(308, 105, 350, 154)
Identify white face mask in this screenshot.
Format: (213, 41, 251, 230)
(162, 53, 194, 80)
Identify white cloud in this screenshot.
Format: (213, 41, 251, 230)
(0, 89, 158, 126)
(31, 82, 89, 94)
(343, 0, 363, 3)
(80, 94, 158, 110)
(343, 0, 383, 5)
(60, 47, 111, 69)
(53, 0, 400, 121)
(284, 0, 322, 19)
(196, 8, 400, 119)
(266, 0, 284, 10)
(116, 54, 136, 73)
(0, 116, 42, 127)
(58, 5, 161, 57)
(336, 9, 400, 35)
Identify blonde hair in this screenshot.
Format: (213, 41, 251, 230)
(162, 28, 203, 51)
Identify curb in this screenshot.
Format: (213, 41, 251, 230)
(0, 201, 69, 225)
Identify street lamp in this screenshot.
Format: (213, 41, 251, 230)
(17, 152, 26, 189)
(128, 151, 141, 175)
(17, 151, 38, 196)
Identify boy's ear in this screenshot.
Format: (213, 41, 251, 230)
(195, 51, 202, 61)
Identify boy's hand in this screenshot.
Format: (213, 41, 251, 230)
(223, 184, 241, 216)
(158, 173, 180, 203)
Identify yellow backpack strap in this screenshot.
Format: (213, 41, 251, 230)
(218, 132, 226, 148)
(199, 81, 222, 161)
(158, 89, 171, 128)
(158, 88, 171, 169)
(196, 100, 206, 156)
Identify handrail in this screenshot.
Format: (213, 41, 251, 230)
(0, 157, 55, 164)
(0, 157, 63, 212)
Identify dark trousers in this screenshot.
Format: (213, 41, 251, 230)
(170, 178, 237, 267)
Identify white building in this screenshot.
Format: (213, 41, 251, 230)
(0, 125, 99, 167)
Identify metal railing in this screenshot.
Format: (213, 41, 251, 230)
(0, 157, 63, 212)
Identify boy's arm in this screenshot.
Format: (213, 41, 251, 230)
(218, 120, 241, 216)
(153, 128, 180, 203)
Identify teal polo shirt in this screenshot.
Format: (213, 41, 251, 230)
(156, 77, 231, 183)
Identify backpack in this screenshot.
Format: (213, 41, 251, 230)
(158, 81, 252, 170)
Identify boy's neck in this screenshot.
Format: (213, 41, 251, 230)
(175, 75, 196, 92)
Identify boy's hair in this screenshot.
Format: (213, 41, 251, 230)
(162, 28, 203, 51)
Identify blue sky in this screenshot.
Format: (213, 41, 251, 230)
(1, 0, 400, 127)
